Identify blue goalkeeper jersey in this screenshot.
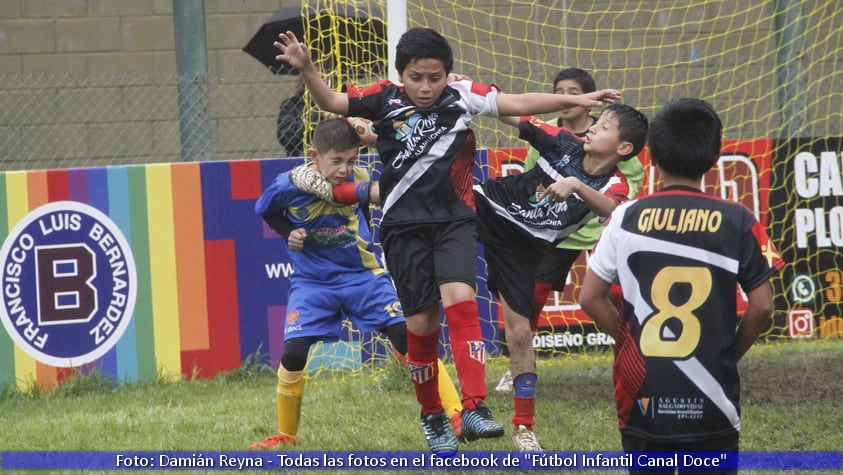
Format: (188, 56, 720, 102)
(254, 166, 385, 285)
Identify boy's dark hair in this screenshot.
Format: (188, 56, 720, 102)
(311, 118, 360, 153)
(603, 103, 648, 160)
(395, 27, 454, 75)
(553, 68, 596, 94)
(648, 98, 722, 178)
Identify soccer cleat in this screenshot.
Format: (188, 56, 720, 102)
(449, 411, 463, 439)
(420, 411, 459, 454)
(249, 433, 297, 449)
(495, 368, 513, 392)
(459, 402, 505, 442)
(288, 165, 338, 205)
(512, 425, 543, 452)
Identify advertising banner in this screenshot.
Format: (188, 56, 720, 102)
(770, 138, 843, 338)
(0, 159, 325, 388)
(486, 139, 781, 351)
(0, 154, 500, 388)
(2, 137, 839, 388)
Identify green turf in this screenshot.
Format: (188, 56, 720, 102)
(0, 339, 840, 474)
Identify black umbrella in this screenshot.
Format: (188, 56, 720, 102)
(242, 5, 387, 75)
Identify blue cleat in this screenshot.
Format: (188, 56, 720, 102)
(459, 402, 505, 442)
(420, 411, 459, 454)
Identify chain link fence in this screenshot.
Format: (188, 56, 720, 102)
(0, 71, 550, 173)
(0, 73, 313, 171)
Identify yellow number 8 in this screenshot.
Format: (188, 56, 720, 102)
(640, 266, 711, 358)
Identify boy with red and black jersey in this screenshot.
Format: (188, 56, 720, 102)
(273, 26, 621, 453)
(474, 103, 648, 451)
(522, 68, 645, 341)
(496, 68, 646, 395)
(580, 98, 784, 474)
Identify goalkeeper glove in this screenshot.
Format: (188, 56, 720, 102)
(288, 165, 339, 205)
(289, 165, 372, 205)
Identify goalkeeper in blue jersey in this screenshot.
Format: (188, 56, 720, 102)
(251, 118, 462, 449)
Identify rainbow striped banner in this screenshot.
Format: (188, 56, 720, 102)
(0, 154, 500, 390)
(0, 159, 304, 388)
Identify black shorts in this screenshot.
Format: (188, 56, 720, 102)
(380, 218, 478, 316)
(535, 247, 583, 290)
(475, 199, 551, 319)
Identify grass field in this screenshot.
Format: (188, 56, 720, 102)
(0, 339, 841, 474)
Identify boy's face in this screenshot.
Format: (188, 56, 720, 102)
(398, 58, 449, 108)
(554, 78, 589, 122)
(583, 110, 629, 159)
(310, 147, 358, 185)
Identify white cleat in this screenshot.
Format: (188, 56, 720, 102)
(512, 425, 543, 452)
(495, 368, 513, 392)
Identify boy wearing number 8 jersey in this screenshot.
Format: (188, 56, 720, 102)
(580, 98, 785, 474)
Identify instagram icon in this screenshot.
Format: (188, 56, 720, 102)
(787, 309, 815, 338)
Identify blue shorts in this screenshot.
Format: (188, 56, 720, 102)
(283, 271, 404, 342)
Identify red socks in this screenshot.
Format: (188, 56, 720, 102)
(532, 282, 552, 331)
(444, 300, 487, 410)
(406, 328, 442, 415)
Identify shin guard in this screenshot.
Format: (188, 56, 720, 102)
(512, 372, 537, 429)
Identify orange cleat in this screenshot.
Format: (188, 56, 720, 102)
(250, 433, 297, 449)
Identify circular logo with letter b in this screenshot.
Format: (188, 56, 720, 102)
(0, 201, 137, 367)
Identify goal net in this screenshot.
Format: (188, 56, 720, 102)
(300, 0, 842, 368)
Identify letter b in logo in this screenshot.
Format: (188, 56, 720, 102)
(36, 245, 96, 324)
(0, 201, 136, 367)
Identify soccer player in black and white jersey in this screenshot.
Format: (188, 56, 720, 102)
(580, 98, 784, 474)
(473, 104, 648, 452)
(273, 26, 621, 453)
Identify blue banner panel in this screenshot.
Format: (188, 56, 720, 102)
(2, 451, 840, 471)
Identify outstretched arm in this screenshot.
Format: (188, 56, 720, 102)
(498, 115, 520, 127)
(274, 32, 349, 115)
(446, 73, 611, 128)
(496, 89, 621, 117)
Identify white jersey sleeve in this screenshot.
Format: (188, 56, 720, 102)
(448, 79, 501, 117)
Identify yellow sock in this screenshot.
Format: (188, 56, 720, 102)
(276, 366, 305, 438)
(437, 359, 463, 417)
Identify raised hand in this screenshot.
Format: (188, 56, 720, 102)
(273, 31, 312, 70)
(579, 89, 623, 107)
